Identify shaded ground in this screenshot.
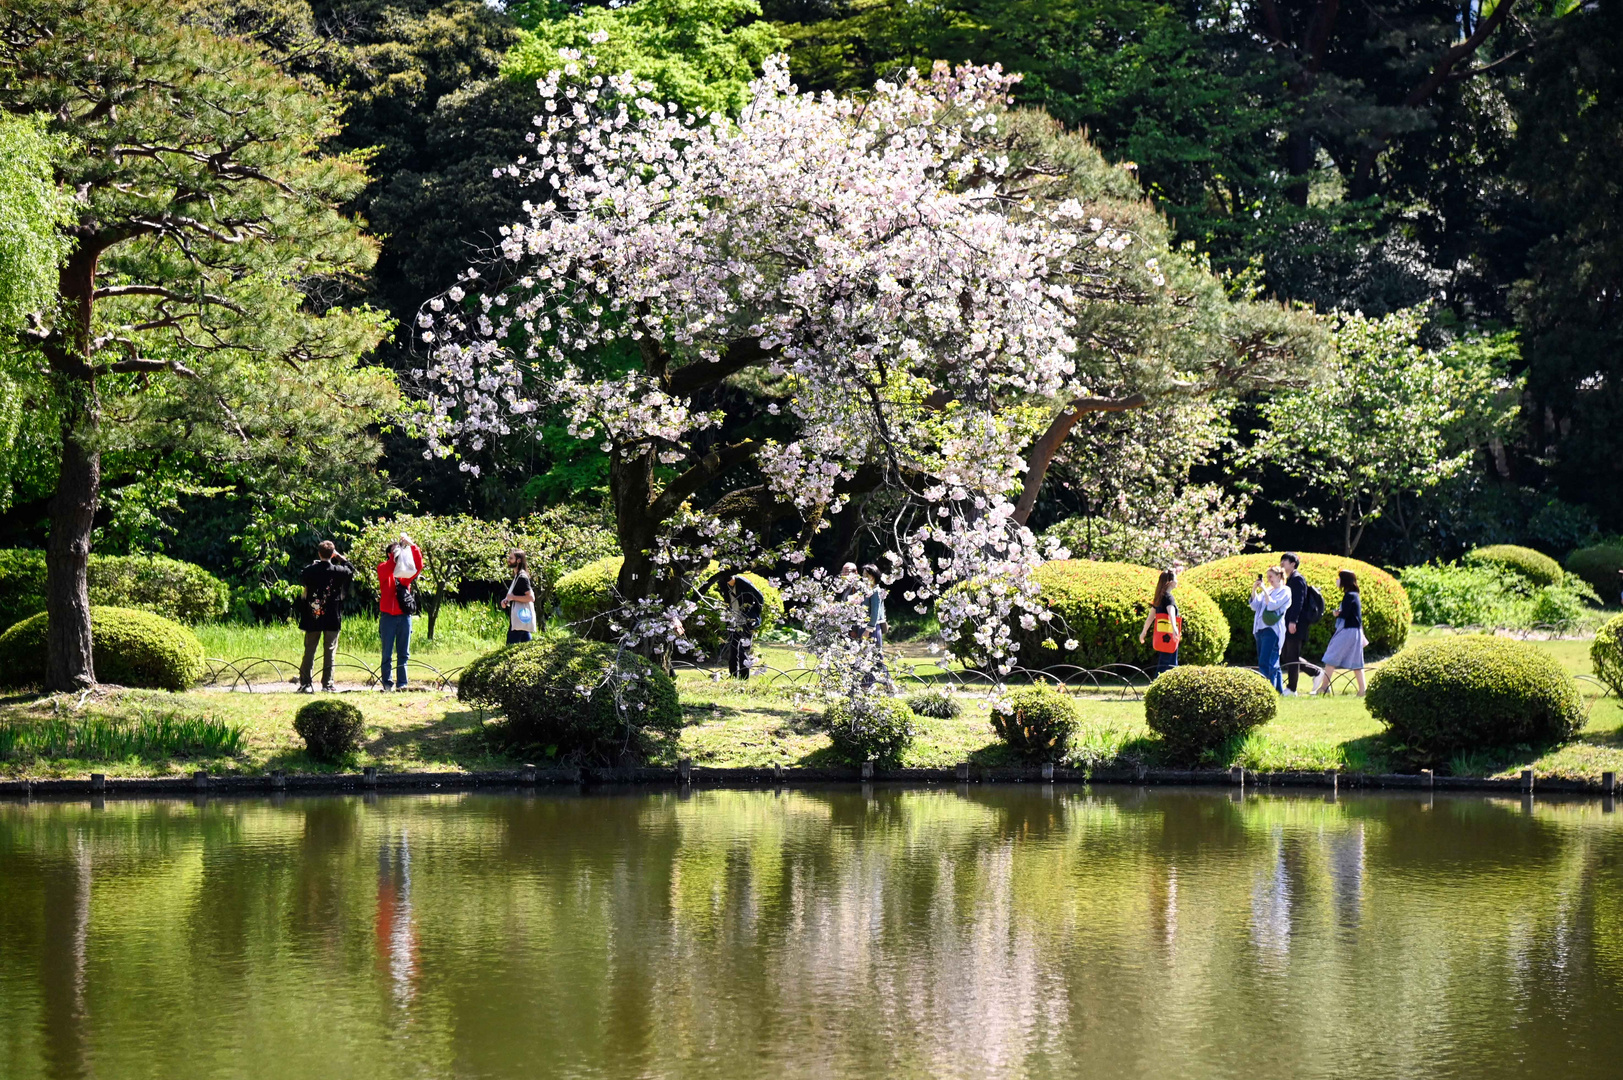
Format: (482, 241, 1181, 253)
(1, 634, 1618, 782)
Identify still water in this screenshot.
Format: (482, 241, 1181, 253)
(1, 786, 1620, 1080)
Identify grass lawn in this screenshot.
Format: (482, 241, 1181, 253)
(1, 631, 1618, 783)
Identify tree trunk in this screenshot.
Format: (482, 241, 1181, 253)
(45, 378, 100, 691)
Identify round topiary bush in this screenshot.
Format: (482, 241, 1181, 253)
(1184, 552, 1412, 662)
(1595, 615, 1623, 698)
(905, 688, 961, 719)
(1365, 635, 1585, 756)
(0, 550, 228, 632)
(555, 555, 783, 655)
(1565, 545, 1623, 603)
(458, 635, 682, 762)
(293, 699, 366, 762)
(820, 696, 915, 765)
(1463, 545, 1564, 589)
(990, 686, 1081, 760)
(947, 560, 1226, 672)
(1144, 665, 1278, 761)
(0, 606, 206, 690)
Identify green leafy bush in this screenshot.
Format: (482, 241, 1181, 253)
(819, 695, 915, 765)
(1593, 615, 1623, 697)
(1401, 561, 1598, 629)
(555, 555, 783, 654)
(1463, 545, 1564, 588)
(989, 686, 1081, 760)
(1143, 665, 1278, 761)
(292, 700, 366, 762)
(905, 688, 961, 719)
(949, 560, 1225, 671)
(1365, 636, 1585, 756)
(0, 549, 228, 630)
(458, 635, 681, 762)
(1186, 552, 1411, 661)
(1565, 545, 1623, 603)
(0, 606, 206, 691)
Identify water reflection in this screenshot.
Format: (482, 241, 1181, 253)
(0, 788, 1620, 1080)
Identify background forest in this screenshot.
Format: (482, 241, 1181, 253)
(2, 0, 1620, 610)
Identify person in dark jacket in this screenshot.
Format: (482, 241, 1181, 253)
(298, 540, 354, 692)
(1314, 570, 1366, 695)
(725, 572, 764, 679)
(1279, 552, 1309, 695)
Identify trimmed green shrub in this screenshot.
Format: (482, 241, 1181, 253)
(1565, 545, 1623, 603)
(990, 686, 1080, 760)
(905, 688, 961, 719)
(1463, 545, 1564, 588)
(949, 560, 1226, 671)
(1365, 636, 1585, 756)
(293, 700, 366, 762)
(555, 555, 783, 653)
(819, 695, 916, 765)
(458, 635, 681, 762)
(1185, 552, 1411, 662)
(1144, 665, 1278, 761)
(0, 606, 206, 691)
(0, 549, 228, 631)
(1592, 615, 1623, 697)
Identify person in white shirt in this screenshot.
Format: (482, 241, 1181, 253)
(1250, 566, 1291, 693)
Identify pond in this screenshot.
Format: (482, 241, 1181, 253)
(1, 786, 1620, 1080)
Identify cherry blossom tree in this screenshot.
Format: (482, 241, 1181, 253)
(417, 47, 1320, 684)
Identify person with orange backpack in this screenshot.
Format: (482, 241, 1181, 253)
(1137, 568, 1182, 678)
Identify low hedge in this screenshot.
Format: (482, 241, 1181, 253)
(0, 606, 206, 691)
(1365, 635, 1585, 756)
(905, 688, 961, 719)
(0, 549, 229, 631)
(1144, 665, 1277, 761)
(819, 695, 915, 765)
(1565, 545, 1623, 602)
(556, 555, 783, 654)
(948, 560, 1225, 672)
(293, 700, 366, 761)
(990, 686, 1081, 760)
(1592, 615, 1623, 698)
(1462, 545, 1564, 589)
(1184, 552, 1411, 662)
(458, 635, 681, 762)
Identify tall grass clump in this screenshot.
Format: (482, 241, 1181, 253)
(0, 709, 244, 761)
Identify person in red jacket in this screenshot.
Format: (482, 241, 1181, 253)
(378, 539, 422, 690)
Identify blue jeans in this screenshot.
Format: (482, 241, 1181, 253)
(506, 629, 532, 645)
(380, 612, 412, 688)
(1154, 648, 1179, 677)
(1255, 628, 1283, 692)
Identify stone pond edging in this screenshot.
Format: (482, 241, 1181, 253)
(0, 763, 1616, 798)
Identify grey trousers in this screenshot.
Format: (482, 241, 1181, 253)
(300, 629, 340, 688)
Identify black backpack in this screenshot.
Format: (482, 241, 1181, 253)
(395, 579, 420, 616)
(1300, 582, 1326, 625)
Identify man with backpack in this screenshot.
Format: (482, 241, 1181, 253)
(298, 540, 354, 693)
(1279, 552, 1324, 695)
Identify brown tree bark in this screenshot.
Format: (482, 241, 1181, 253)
(42, 244, 103, 691)
(1011, 394, 1147, 525)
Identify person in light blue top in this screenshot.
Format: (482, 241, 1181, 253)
(861, 563, 886, 650)
(1250, 565, 1291, 692)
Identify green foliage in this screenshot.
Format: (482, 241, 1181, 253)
(976, 559, 1226, 671)
(904, 688, 961, 719)
(819, 695, 915, 765)
(0, 709, 243, 762)
(0, 114, 70, 330)
(1463, 545, 1564, 589)
(1185, 552, 1412, 662)
(1593, 615, 1623, 698)
(457, 635, 681, 762)
(0, 549, 229, 630)
(1365, 636, 1586, 758)
(292, 700, 366, 762)
(1243, 309, 1480, 556)
(1565, 546, 1623, 602)
(504, 0, 787, 115)
(989, 686, 1080, 760)
(1143, 665, 1277, 762)
(0, 606, 206, 691)
(555, 555, 783, 654)
(1400, 562, 1524, 628)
